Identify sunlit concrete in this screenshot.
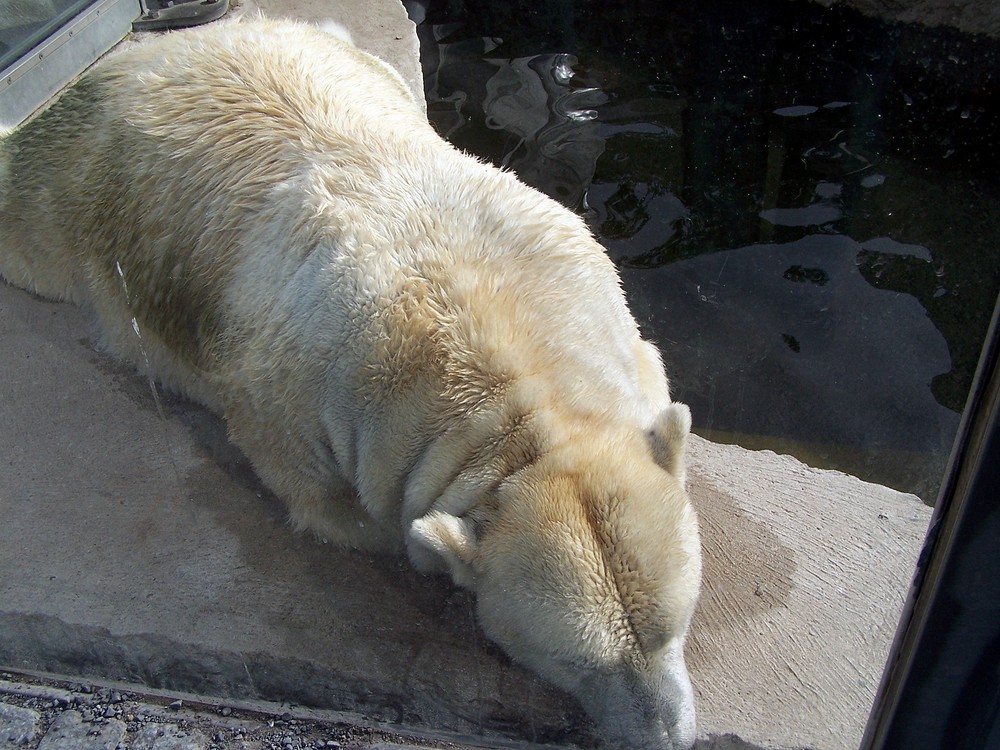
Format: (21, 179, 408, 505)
(0, 3, 932, 749)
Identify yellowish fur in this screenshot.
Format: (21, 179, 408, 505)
(0, 19, 701, 749)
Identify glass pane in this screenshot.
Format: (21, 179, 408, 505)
(415, 2, 1000, 507)
(411, 1, 999, 747)
(0, 0, 100, 72)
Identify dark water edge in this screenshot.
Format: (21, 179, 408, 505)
(406, 0, 1000, 502)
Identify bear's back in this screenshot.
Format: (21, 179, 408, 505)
(1, 19, 433, 371)
(101, 19, 427, 163)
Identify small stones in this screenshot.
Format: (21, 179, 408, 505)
(1, 679, 450, 750)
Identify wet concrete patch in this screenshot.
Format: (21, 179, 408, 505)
(688, 475, 796, 643)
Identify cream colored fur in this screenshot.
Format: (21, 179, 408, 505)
(0, 19, 701, 750)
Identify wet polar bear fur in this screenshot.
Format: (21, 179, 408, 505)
(0, 19, 701, 750)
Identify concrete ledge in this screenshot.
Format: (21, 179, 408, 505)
(687, 438, 929, 747)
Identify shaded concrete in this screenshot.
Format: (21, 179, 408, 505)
(0, 3, 933, 749)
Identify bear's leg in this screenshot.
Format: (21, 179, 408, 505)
(224, 401, 398, 553)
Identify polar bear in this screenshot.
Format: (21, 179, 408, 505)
(0, 19, 701, 750)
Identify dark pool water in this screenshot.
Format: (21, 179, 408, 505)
(405, 0, 1000, 502)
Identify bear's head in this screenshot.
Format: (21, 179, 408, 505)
(410, 403, 701, 750)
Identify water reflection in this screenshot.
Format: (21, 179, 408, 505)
(623, 234, 959, 498)
(481, 53, 605, 206)
(411, 0, 1000, 500)
(424, 28, 606, 208)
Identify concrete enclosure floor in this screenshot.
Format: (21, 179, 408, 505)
(0, 2, 933, 749)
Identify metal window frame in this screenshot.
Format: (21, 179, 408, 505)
(862, 292, 1000, 749)
(0, 0, 140, 130)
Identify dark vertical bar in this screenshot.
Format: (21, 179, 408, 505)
(862, 295, 1000, 750)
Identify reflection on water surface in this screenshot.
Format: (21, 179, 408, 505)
(408, 0, 1000, 501)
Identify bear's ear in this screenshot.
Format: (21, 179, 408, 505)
(408, 511, 478, 589)
(647, 402, 692, 487)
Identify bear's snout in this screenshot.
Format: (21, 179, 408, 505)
(578, 642, 696, 750)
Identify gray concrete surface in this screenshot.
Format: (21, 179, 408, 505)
(0, 3, 934, 750)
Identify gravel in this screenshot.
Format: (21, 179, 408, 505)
(0, 672, 490, 750)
